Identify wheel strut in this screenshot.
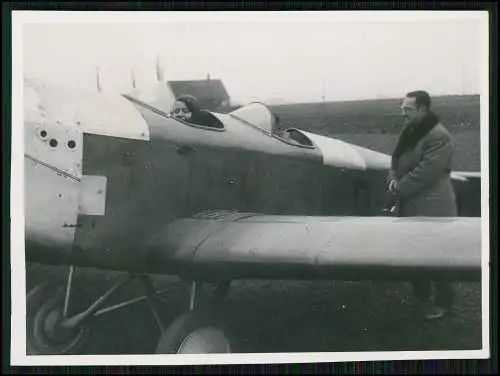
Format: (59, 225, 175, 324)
(27, 265, 188, 355)
(59, 272, 137, 330)
(139, 274, 165, 332)
(189, 280, 198, 311)
(63, 265, 75, 318)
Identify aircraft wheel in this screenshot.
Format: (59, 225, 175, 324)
(155, 310, 234, 354)
(26, 283, 90, 355)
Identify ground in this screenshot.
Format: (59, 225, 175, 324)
(24, 95, 484, 355)
(26, 266, 483, 355)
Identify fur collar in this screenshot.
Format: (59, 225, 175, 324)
(391, 111, 440, 168)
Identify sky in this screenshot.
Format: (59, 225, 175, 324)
(20, 11, 487, 105)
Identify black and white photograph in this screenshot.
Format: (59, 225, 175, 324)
(10, 10, 490, 366)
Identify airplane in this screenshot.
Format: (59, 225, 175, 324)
(21, 76, 483, 356)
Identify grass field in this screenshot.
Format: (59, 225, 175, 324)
(26, 266, 483, 355)
(24, 95, 484, 357)
(270, 94, 480, 134)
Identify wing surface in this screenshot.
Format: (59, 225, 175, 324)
(293, 129, 390, 171)
(147, 211, 482, 282)
(293, 129, 482, 184)
(450, 171, 481, 182)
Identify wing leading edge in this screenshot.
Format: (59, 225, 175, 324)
(282, 128, 481, 184)
(146, 212, 482, 282)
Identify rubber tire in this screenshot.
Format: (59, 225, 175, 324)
(26, 283, 90, 355)
(155, 310, 235, 354)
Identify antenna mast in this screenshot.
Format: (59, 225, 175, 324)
(95, 66, 102, 92)
(461, 62, 465, 95)
(130, 68, 136, 89)
(155, 54, 164, 83)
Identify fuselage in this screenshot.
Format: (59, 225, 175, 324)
(23, 80, 480, 277)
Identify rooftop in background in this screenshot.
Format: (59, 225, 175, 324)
(167, 77, 231, 111)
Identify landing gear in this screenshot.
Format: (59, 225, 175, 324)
(26, 283, 89, 355)
(26, 265, 235, 355)
(155, 310, 233, 354)
(155, 280, 235, 354)
(25, 265, 179, 355)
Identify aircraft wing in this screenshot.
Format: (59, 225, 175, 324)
(146, 211, 482, 282)
(450, 171, 481, 182)
(292, 129, 391, 171)
(287, 129, 482, 186)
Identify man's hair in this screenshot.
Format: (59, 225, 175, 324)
(406, 90, 432, 109)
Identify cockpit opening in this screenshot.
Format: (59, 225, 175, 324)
(171, 109, 225, 130)
(227, 102, 315, 148)
(275, 129, 315, 147)
(122, 88, 225, 131)
(170, 95, 225, 130)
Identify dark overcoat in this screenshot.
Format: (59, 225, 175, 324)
(390, 123, 457, 217)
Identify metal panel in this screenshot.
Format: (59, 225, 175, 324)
(24, 157, 81, 249)
(71, 132, 192, 269)
(78, 175, 107, 216)
(246, 156, 324, 215)
(24, 78, 150, 141)
(187, 147, 251, 213)
(24, 104, 84, 250)
(24, 120, 83, 179)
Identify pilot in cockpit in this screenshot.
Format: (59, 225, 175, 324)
(171, 95, 216, 127)
(271, 112, 303, 145)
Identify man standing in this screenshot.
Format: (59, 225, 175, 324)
(387, 90, 457, 320)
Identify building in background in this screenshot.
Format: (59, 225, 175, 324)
(167, 74, 232, 112)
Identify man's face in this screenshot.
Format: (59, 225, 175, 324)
(172, 101, 192, 121)
(400, 96, 425, 125)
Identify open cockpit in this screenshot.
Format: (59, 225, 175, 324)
(228, 102, 316, 148)
(123, 85, 225, 131)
